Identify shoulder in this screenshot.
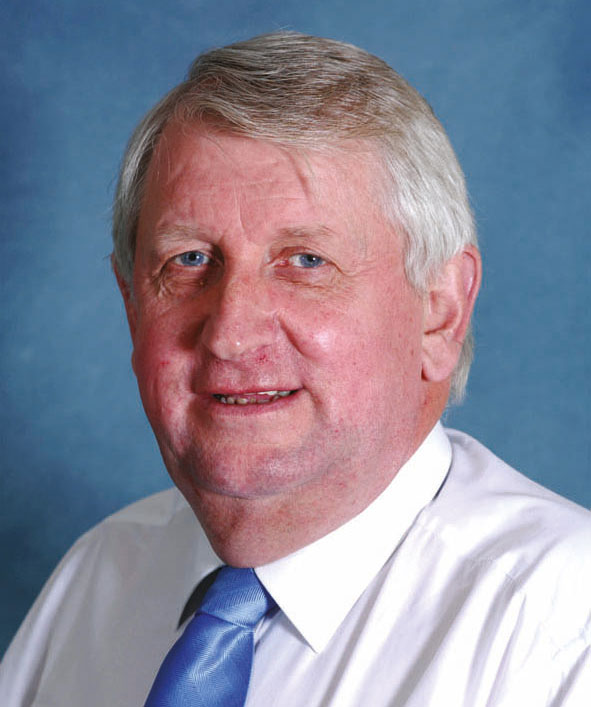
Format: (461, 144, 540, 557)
(49, 487, 195, 576)
(4, 486, 199, 633)
(0, 488, 211, 705)
(44, 486, 205, 599)
(423, 428, 591, 650)
(441, 427, 591, 545)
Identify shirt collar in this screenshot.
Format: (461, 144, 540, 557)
(255, 422, 452, 653)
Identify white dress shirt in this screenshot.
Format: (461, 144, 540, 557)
(1, 424, 590, 706)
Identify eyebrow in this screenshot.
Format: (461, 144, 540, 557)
(149, 224, 212, 243)
(148, 223, 339, 244)
(276, 225, 339, 241)
(145, 225, 214, 255)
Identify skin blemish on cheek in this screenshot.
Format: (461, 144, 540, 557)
(255, 351, 270, 365)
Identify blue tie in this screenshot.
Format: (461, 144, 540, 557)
(144, 567, 275, 707)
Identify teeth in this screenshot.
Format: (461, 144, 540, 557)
(214, 390, 295, 405)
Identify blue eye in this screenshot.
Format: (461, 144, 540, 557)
(176, 251, 210, 267)
(289, 253, 326, 269)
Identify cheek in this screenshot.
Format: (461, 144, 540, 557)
(283, 303, 378, 394)
(133, 325, 171, 375)
(133, 299, 193, 363)
(283, 303, 347, 362)
(285, 289, 414, 359)
(287, 290, 424, 399)
(304, 324, 340, 357)
(132, 323, 190, 411)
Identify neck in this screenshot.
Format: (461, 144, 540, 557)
(185, 408, 444, 567)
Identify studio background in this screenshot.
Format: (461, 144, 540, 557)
(1, 0, 589, 653)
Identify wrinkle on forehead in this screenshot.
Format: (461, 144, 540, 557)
(151, 124, 312, 204)
(155, 118, 382, 189)
(202, 128, 320, 207)
(147, 120, 395, 259)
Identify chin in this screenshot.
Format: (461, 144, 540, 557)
(170, 445, 318, 501)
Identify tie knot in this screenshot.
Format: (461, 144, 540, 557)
(199, 567, 275, 628)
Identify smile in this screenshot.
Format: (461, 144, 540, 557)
(213, 390, 297, 405)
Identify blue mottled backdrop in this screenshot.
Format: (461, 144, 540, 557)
(1, 0, 589, 652)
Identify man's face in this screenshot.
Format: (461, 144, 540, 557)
(126, 121, 428, 539)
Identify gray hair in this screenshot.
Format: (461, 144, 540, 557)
(112, 31, 477, 400)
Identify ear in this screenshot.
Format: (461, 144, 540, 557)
(421, 245, 481, 383)
(112, 256, 138, 371)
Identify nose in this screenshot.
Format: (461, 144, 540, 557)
(199, 273, 277, 361)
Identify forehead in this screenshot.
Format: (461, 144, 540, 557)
(148, 120, 385, 194)
(139, 121, 394, 248)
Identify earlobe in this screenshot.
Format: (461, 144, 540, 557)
(421, 245, 481, 383)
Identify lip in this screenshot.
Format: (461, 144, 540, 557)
(200, 382, 301, 397)
(199, 388, 302, 415)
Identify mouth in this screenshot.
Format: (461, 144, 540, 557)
(212, 389, 298, 405)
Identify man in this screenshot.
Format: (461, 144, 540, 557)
(1, 32, 589, 706)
